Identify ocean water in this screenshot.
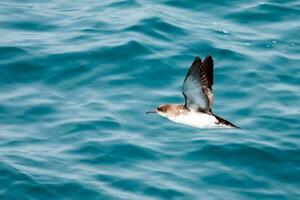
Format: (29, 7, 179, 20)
(0, 0, 299, 199)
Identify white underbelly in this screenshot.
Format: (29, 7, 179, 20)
(168, 112, 230, 129)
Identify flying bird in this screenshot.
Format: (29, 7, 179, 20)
(147, 55, 239, 129)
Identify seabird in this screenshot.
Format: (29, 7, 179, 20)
(147, 55, 239, 129)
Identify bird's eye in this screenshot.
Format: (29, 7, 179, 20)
(157, 107, 163, 111)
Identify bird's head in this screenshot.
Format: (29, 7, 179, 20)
(146, 104, 180, 118)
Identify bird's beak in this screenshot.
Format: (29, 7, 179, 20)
(146, 110, 157, 114)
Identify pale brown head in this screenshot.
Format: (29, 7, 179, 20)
(146, 104, 183, 118)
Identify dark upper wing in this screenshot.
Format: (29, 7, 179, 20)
(182, 55, 214, 112)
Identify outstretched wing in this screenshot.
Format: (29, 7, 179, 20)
(182, 55, 214, 112)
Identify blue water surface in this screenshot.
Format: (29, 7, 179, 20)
(0, 0, 300, 199)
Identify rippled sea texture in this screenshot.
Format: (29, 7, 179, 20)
(0, 0, 300, 199)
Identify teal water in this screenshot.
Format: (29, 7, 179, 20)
(0, 0, 300, 199)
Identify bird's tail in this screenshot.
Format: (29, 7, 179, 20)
(213, 114, 240, 129)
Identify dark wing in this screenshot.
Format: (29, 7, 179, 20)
(182, 55, 214, 112)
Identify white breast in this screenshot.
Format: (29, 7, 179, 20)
(167, 111, 230, 129)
